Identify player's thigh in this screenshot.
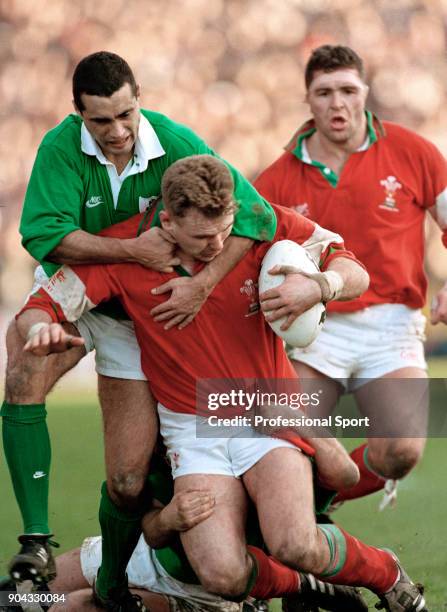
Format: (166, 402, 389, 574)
(99, 376, 158, 474)
(176, 474, 249, 592)
(4, 319, 85, 403)
(242, 447, 319, 562)
(291, 361, 342, 418)
(355, 366, 428, 437)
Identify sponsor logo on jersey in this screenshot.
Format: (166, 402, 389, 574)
(293, 203, 310, 217)
(85, 195, 104, 209)
(379, 176, 401, 212)
(240, 279, 260, 317)
(33, 471, 46, 479)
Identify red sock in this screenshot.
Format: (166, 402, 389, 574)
(317, 524, 398, 594)
(248, 546, 299, 598)
(334, 444, 385, 502)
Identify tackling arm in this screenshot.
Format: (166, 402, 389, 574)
(142, 490, 215, 549)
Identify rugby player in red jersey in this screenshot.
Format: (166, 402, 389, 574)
(16, 156, 426, 611)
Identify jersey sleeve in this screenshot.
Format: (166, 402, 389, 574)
(272, 204, 363, 271)
(19, 144, 85, 263)
(17, 263, 122, 323)
(422, 141, 447, 247)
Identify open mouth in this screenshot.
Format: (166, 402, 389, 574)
(330, 116, 348, 130)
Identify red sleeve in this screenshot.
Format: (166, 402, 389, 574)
(17, 263, 124, 322)
(270, 204, 365, 271)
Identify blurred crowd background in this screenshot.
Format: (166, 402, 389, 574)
(1, 0, 447, 368)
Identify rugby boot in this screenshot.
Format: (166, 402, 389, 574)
(9, 535, 59, 584)
(375, 558, 427, 611)
(93, 577, 147, 612)
(282, 573, 368, 612)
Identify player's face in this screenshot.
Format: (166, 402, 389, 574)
(76, 83, 140, 164)
(306, 68, 368, 146)
(162, 208, 235, 262)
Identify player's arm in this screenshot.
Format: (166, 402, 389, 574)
(16, 263, 120, 355)
(20, 144, 178, 273)
(142, 489, 215, 549)
(48, 227, 179, 273)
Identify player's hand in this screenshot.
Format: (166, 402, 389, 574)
(130, 227, 180, 272)
(161, 489, 215, 532)
(259, 265, 322, 331)
(24, 323, 85, 356)
(150, 276, 211, 329)
(430, 285, 447, 325)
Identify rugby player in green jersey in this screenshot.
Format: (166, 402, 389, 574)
(1, 51, 276, 611)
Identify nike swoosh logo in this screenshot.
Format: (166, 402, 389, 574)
(33, 471, 46, 479)
(85, 197, 104, 209)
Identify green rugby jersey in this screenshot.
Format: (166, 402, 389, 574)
(20, 110, 276, 278)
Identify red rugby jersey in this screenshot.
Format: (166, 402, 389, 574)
(254, 114, 447, 312)
(21, 205, 357, 414)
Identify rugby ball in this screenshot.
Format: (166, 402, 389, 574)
(259, 240, 326, 347)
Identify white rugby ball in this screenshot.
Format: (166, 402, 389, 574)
(259, 240, 326, 347)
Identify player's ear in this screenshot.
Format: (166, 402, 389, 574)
(160, 210, 172, 230)
(135, 84, 141, 100)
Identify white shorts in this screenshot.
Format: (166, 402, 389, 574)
(158, 403, 298, 479)
(31, 265, 146, 380)
(288, 304, 427, 392)
(80, 535, 240, 612)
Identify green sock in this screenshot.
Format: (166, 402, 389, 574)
(96, 482, 146, 598)
(1, 401, 51, 534)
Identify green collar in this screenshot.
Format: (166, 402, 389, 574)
(289, 110, 380, 187)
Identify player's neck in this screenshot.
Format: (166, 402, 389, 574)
(178, 251, 199, 275)
(106, 151, 134, 175)
(307, 122, 367, 176)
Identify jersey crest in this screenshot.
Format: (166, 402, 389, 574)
(240, 279, 260, 317)
(379, 176, 402, 212)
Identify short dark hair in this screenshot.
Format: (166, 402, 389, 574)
(73, 51, 138, 111)
(305, 45, 365, 89)
(161, 155, 236, 219)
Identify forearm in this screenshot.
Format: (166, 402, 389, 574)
(326, 257, 369, 302)
(47, 230, 138, 265)
(142, 508, 177, 549)
(195, 236, 253, 292)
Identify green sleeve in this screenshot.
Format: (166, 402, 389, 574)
(149, 112, 277, 241)
(19, 144, 84, 265)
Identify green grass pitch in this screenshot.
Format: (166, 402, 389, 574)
(1, 363, 446, 609)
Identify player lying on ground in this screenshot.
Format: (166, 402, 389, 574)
(1, 50, 278, 610)
(254, 43, 447, 511)
(16, 155, 427, 612)
(28, 441, 366, 612)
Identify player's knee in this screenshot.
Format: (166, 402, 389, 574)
(198, 564, 249, 600)
(369, 441, 423, 479)
(108, 471, 146, 508)
(270, 531, 320, 573)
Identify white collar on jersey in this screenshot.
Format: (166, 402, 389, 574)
(301, 133, 370, 164)
(81, 113, 165, 171)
